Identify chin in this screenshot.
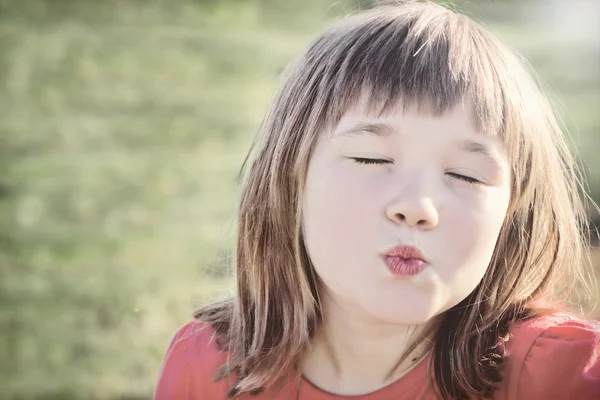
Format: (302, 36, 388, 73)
(365, 301, 443, 326)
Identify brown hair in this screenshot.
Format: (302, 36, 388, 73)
(196, 1, 593, 399)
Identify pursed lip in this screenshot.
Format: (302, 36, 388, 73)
(383, 244, 429, 263)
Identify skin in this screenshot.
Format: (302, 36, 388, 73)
(300, 99, 511, 395)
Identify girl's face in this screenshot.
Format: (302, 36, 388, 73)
(302, 100, 511, 324)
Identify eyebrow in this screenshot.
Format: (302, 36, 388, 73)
(459, 140, 498, 158)
(458, 139, 506, 169)
(334, 123, 395, 138)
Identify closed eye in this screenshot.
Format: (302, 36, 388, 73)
(351, 157, 392, 165)
(446, 172, 482, 184)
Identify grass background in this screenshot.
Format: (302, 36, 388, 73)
(0, 0, 598, 399)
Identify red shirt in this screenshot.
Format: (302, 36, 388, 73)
(155, 313, 600, 399)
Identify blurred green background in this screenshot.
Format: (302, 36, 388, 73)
(0, 0, 598, 399)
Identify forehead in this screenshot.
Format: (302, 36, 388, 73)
(329, 95, 482, 138)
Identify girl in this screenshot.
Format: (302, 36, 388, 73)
(155, 2, 600, 399)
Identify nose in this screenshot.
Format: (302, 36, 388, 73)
(385, 177, 439, 230)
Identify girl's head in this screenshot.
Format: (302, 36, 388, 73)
(303, 94, 513, 327)
(199, 1, 590, 398)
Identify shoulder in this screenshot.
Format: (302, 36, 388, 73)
(154, 320, 230, 400)
(500, 312, 600, 400)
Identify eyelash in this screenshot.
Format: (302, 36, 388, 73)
(446, 172, 481, 185)
(351, 157, 392, 165)
(350, 158, 483, 185)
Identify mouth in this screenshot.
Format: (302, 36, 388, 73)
(382, 245, 429, 277)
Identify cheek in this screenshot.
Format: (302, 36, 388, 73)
(440, 189, 509, 276)
(302, 160, 380, 287)
(304, 159, 378, 237)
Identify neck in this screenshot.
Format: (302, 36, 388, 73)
(301, 293, 429, 396)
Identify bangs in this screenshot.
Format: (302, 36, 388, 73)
(304, 5, 514, 140)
